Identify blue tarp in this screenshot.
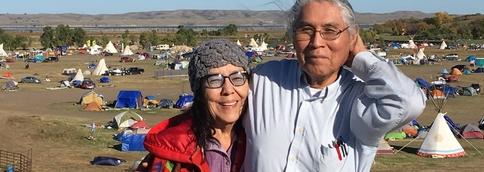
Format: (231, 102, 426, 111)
(100, 76, 110, 83)
(115, 90, 143, 109)
(116, 133, 146, 151)
(415, 78, 432, 90)
(174, 93, 194, 109)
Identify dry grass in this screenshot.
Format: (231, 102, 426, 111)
(0, 48, 483, 171)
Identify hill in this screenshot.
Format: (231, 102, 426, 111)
(0, 10, 434, 27)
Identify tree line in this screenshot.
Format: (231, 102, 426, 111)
(38, 24, 239, 50)
(360, 12, 483, 43)
(0, 29, 31, 50)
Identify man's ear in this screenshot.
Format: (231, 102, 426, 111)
(350, 28, 359, 50)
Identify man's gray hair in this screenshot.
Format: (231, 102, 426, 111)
(188, 39, 249, 94)
(288, 0, 357, 38)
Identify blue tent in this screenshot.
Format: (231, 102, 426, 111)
(100, 76, 110, 83)
(115, 90, 143, 109)
(466, 55, 476, 62)
(475, 67, 484, 73)
(115, 132, 146, 151)
(245, 51, 255, 59)
(34, 54, 45, 63)
(415, 78, 431, 90)
(174, 93, 194, 109)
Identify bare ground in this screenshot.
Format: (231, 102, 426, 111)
(0, 48, 483, 171)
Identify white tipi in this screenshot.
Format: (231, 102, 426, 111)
(416, 47, 426, 60)
(439, 41, 447, 50)
(409, 40, 417, 49)
(236, 40, 242, 46)
(104, 41, 118, 54)
(72, 69, 84, 82)
(249, 38, 259, 48)
(417, 113, 465, 158)
(0, 44, 8, 57)
(93, 58, 109, 76)
(121, 45, 134, 56)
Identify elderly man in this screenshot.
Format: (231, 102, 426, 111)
(243, 0, 426, 171)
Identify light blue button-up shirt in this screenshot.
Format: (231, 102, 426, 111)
(243, 52, 426, 172)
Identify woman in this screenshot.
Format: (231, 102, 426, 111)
(140, 39, 250, 172)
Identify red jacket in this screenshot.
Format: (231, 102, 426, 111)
(143, 113, 245, 172)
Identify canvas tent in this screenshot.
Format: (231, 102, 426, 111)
(113, 111, 143, 129)
(439, 41, 447, 50)
(104, 41, 118, 54)
(249, 38, 259, 48)
(460, 124, 484, 139)
(236, 40, 242, 46)
(0, 44, 7, 57)
(80, 91, 104, 111)
(71, 69, 84, 83)
(417, 113, 465, 158)
(89, 44, 102, 55)
(416, 47, 426, 61)
(121, 45, 134, 56)
(115, 90, 143, 109)
(2, 80, 18, 91)
(93, 58, 109, 76)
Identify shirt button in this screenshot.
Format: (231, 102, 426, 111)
(298, 128, 305, 134)
(226, 160, 230, 165)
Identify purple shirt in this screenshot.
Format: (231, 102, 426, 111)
(205, 137, 237, 172)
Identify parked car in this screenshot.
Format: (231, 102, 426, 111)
(120, 56, 135, 62)
(125, 67, 145, 75)
(108, 67, 124, 76)
(43, 56, 59, 62)
(444, 53, 460, 61)
(80, 79, 96, 89)
(19, 76, 41, 84)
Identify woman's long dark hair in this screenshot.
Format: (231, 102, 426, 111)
(190, 84, 245, 149)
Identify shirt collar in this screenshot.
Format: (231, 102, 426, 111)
(298, 67, 349, 101)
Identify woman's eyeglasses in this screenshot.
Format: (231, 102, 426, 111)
(204, 71, 249, 89)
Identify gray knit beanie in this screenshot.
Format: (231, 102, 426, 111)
(188, 39, 249, 94)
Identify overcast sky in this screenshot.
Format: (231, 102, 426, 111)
(2, 0, 482, 14)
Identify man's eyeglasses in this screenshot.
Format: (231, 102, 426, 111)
(204, 71, 249, 89)
(294, 26, 350, 41)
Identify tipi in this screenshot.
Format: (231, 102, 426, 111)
(93, 58, 108, 76)
(249, 38, 259, 48)
(121, 45, 134, 56)
(236, 40, 242, 46)
(104, 41, 118, 53)
(439, 41, 447, 50)
(0, 44, 7, 57)
(417, 113, 465, 158)
(72, 69, 84, 82)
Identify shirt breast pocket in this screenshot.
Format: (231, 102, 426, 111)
(318, 143, 345, 171)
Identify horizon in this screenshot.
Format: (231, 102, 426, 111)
(1, 0, 482, 15)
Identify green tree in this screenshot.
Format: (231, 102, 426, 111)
(72, 27, 86, 47)
(121, 30, 130, 45)
(40, 26, 55, 49)
(139, 32, 148, 49)
(55, 24, 73, 46)
(175, 25, 198, 46)
(219, 24, 238, 35)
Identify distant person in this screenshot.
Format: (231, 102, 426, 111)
(242, 0, 427, 171)
(138, 39, 249, 172)
(24, 63, 30, 69)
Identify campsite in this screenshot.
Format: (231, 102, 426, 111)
(0, 3, 483, 171)
(0, 46, 482, 171)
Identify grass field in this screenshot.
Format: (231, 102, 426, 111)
(0, 47, 483, 171)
